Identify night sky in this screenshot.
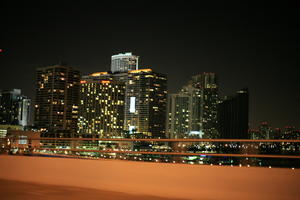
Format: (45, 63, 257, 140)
(0, 1, 299, 128)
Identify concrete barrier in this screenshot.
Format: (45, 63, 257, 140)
(0, 155, 299, 200)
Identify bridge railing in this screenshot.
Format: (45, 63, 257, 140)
(1, 137, 300, 168)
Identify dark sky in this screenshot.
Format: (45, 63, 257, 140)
(0, 1, 299, 128)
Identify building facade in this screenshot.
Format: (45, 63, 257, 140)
(167, 73, 219, 138)
(167, 93, 190, 138)
(78, 74, 125, 138)
(17, 96, 31, 127)
(0, 89, 31, 127)
(34, 65, 80, 137)
(217, 88, 249, 139)
(123, 69, 167, 138)
(111, 52, 139, 73)
(191, 73, 219, 138)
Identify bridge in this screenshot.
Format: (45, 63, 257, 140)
(1, 137, 300, 199)
(2, 137, 300, 168)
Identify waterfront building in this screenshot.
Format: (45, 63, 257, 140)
(124, 69, 167, 138)
(34, 65, 80, 137)
(111, 52, 139, 73)
(167, 73, 219, 138)
(217, 88, 249, 139)
(0, 89, 31, 127)
(17, 96, 31, 127)
(78, 73, 125, 138)
(167, 93, 190, 138)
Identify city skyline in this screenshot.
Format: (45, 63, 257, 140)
(1, 1, 299, 128)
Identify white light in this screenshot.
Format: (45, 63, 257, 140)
(129, 126, 135, 134)
(129, 97, 136, 113)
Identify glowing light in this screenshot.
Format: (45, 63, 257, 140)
(129, 97, 136, 113)
(129, 68, 152, 73)
(101, 80, 110, 84)
(90, 72, 108, 76)
(80, 80, 86, 84)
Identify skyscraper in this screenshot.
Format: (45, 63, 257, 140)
(34, 65, 80, 137)
(78, 73, 125, 138)
(17, 96, 31, 127)
(191, 73, 219, 138)
(0, 89, 21, 125)
(258, 121, 272, 139)
(217, 88, 249, 139)
(167, 73, 219, 138)
(0, 89, 31, 127)
(167, 93, 190, 138)
(123, 69, 167, 138)
(111, 52, 139, 73)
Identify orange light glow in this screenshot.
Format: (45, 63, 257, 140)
(101, 80, 110, 84)
(80, 80, 86, 84)
(90, 72, 108, 76)
(129, 69, 152, 73)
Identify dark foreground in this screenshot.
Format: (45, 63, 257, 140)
(0, 179, 186, 200)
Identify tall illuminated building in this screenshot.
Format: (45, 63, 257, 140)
(17, 96, 31, 127)
(123, 69, 167, 138)
(167, 73, 219, 138)
(0, 89, 21, 125)
(78, 52, 166, 138)
(111, 52, 139, 73)
(34, 65, 80, 137)
(192, 73, 219, 138)
(0, 89, 31, 127)
(167, 93, 190, 138)
(77, 72, 125, 138)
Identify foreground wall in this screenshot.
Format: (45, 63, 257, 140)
(0, 155, 299, 200)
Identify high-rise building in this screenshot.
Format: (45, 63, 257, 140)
(167, 93, 190, 138)
(258, 121, 272, 139)
(123, 69, 167, 138)
(111, 52, 139, 73)
(0, 89, 31, 127)
(78, 67, 167, 138)
(17, 96, 31, 127)
(191, 73, 219, 138)
(34, 65, 80, 137)
(167, 73, 219, 138)
(217, 88, 249, 139)
(0, 89, 21, 125)
(77, 73, 125, 138)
